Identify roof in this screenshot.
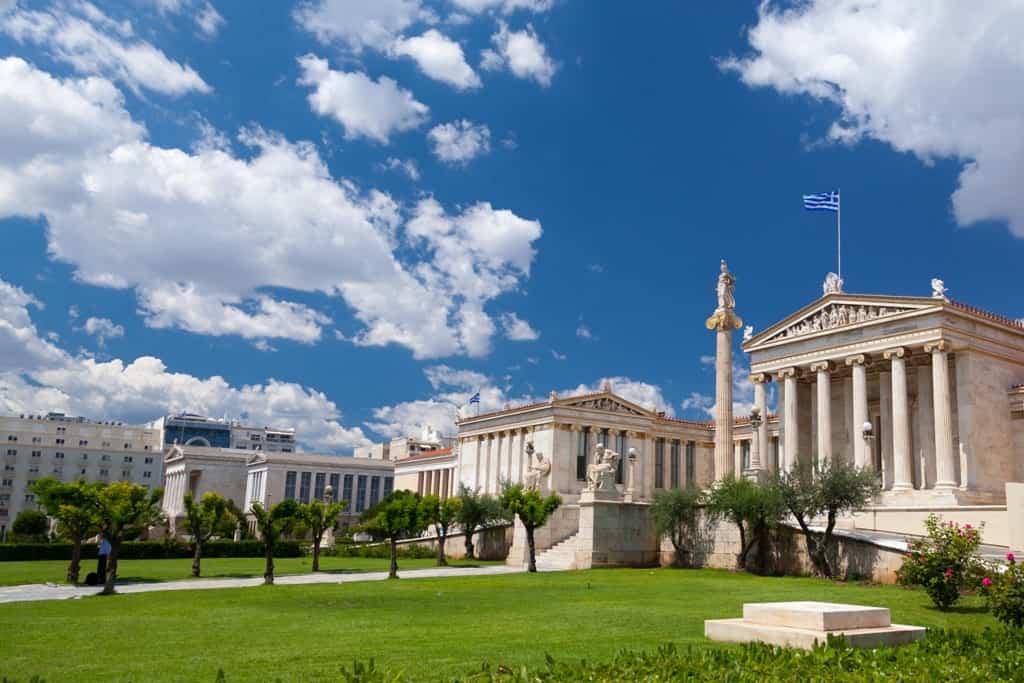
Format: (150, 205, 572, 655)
(947, 299, 1024, 332)
(248, 451, 395, 470)
(397, 447, 454, 463)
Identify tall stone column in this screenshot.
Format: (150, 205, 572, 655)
(705, 259, 742, 482)
(811, 361, 833, 465)
(750, 374, 768, 472)
(926, 341, 958, 490)
(778, 367, 799, 471)
(885, 347, 913, 491)
(846, 355, 869, 469)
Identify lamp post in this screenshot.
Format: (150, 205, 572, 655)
(744, 406, 763, 482)
(624, 447, 637, 503)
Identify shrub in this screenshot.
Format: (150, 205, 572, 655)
(10, 509, 49, 543)
(707, 477, 785, 572)
(981, 553, 1024, 628)
(897, 514, 984, 609)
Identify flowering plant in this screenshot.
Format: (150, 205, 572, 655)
(980, 553, 1024, 628)
(896, 514, 984, 610)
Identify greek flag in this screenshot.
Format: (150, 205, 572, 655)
(468, 392, 480, 405)
(803, 191, 839, 212)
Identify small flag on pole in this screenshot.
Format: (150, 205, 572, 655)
(469, 392, 480, 405)
(802, 191, 839, 212)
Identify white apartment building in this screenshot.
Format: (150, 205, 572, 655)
(0, 412, 163, 540)
(353, 425, 455, 462)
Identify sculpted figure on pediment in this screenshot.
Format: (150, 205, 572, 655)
(828, 307, 839, 327)
(856, 306, 867, 322)
(837, 306, 848, 325)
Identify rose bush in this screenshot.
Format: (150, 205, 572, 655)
(896, 514, 984, 609)
(980, 553, 1024, 628)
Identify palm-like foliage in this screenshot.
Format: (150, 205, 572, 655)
(92, 481, 164, 594)
(31, 477, 100, 584)
(301, 499, 347, 571)
(422, 495, 462, 566)
(500, 483, 561, 573)
(454, 484, 507, 559)
(250, 499, 301, 585)
(360, 490, 430, 579)
(652, 485, 705, 567)
(183, 491, 230, 577)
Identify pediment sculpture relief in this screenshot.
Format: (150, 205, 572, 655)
(766, 303, 916, 342)
(568, 397, 646, 415)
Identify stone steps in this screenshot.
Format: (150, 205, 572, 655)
(534, 533, 579, 571)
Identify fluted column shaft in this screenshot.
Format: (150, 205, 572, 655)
(927, 341, 958, 490)
(779, 368, 798, 471)
(886, 348, 913, 490)
(811, 361, 832, 465)
(714, 329, 734, 480)
(846, 355, 869, 469)
(751, 374, 767, 471)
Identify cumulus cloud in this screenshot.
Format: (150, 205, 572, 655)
(153, 0, 224, 38)
(724, 0, 1024, 238)
(1, 3, 210, 96)
(451, 0, 553, 13)
(379, 156, 421, 181)
(481, 22, 557, 86)
(294, 0, 429, 51)
(391, 29, 480, 90)
(298, 54, 429, 143)
(679, 355, 772, 419)
(0, 277, 370, 451)
(427, 119, 491, 164)
(0, 58, 542, 359)
(499, 312, 539, 341)
(82, 316, 125, 346)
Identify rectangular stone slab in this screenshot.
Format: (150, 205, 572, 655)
(705, 618, 925, 650)
(743, 601, 891, 631)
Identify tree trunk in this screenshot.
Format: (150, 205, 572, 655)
(312, 533, 321, 572)
(68, 536, 82, 584)
(101, 540, 119, 595)
(526, 526, 537, 573)
(192, 540, 203, 577)
(388, 538, 399, 579)
(465, 527, 476, 560)
(436, 528, 448, 567)
(735, 522, 747, 570)
(264, 545, 275, 585)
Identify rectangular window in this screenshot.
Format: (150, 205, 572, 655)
(5, 449, 14, 456)
(654, 438, 665, 489)
(686, 441, 696, 484)
(1, 479, 12, 487)
(6, 435, 15, 442)
(124, 456, 133, 463)
(32, 437, 41, 444)
(143, 471, 152, 479)
(383, 476, 394, 497)
(144, 457, 153, 464)
(98, 469, 108, 477)
(576, 427, 590, 481)
(80, 453, 87, 460)
(314, 472, 326, 501)
(121, 470, 130, 478)
(615, 432, 626, 484)
(79, 440, 88, 446)
(299, 472, 311, 503)
(670, 439, 680, 488)
(24, 494, 34, 503)
(29, 465, 38, 473)
(3, 465, 13, 472)
(356, 475, 368, 512)
(55, 438, 64, 445)
(342, 474, 354, 512)
(369, 476, 381, 507)
(741, 440, 751, 471)
(328, 473, 340, 501)
(101, 455, 110, 462)
(124, 443, 132, 449)
(284, 471, 297, 500)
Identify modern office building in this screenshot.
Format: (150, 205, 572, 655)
(157, 413, 296, 453)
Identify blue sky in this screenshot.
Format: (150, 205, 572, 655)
(2, 1, 1023, 452)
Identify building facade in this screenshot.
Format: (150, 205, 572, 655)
(161, 444, 252, 531)
(0, 413, 163, 539)
(354, 425, 454, 462)
(158, 413, 296, 453)
(393, 448, 457, 499)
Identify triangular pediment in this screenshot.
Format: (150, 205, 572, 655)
(744, 293, 944, 351)
(560, 393, 652, 417)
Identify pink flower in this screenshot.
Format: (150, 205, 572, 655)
(1008, 553, 1016, 563)
(982, 577, 993, 588)
(965, 523, 972, 529)
(944, 568, 954, 578)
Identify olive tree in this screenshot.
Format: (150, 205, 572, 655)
(652, 485, 705, 567)
(707, 477, 786, 572)
(31, 478, 98, 583)
(422, 495, 462, 566)
(183, 491, 230, 577)
(359, 490, 430, 579)
(301, 499, 347, 571)
(92, 482, 164, 595)
(500, 483, 562, 573)
(454, 484, 506, 560)
(250, 499, 302, 585)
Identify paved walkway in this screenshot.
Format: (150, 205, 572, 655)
(0, 564, 525, 605)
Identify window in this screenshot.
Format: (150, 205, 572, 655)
(99, 469, 109, 477)
(576, 427, 590, 481)
(0, 479, 12, 487)
(6, 435, 15, 442)
(79, 440, 88, 446)
(383, 476, 394, 497)
(685, 441, 696, 485)
(741, 440, 751, 471)
(56, 426, 66, 433)
(355, 475, 368, 512)
(51, 467, 61, 475)
(24, 494, 34, 503)
(369, 476, 381, 507)
(121, 470, 131, 478)
(143, 471, 152, 479)
(670, 439, 680, 488)
(101, 441, 111, 448)
(314, 472, 326, 501)
(281, 447, 292, 453)
(299, 472, 311, 503)
(80, 469, 86, 476)
(101, 454, 110, 462)
(31, 436, 41, 444)
(5, 449, 14, 456)
(80, 453, 86, 460)
(284, 471, 297, 500)
(328, 473, 340, 501)
(28, 465, 39, 474)
(144, 457, 153, 464)
(123, 456, 133, 463)
(55, 438, 64, 445)
(654, 438, 665, 489)
(31, 450, 40, 458)
(123, 442, 132, 449)
(3, 465, 13, 472)
(615, 432, 626, 484)
(342, 474, 354, 512)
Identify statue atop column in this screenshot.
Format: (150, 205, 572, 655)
(706, 259, 743, 332)
(706, 259, 741, 483)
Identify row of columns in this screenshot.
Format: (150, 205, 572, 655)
(755, 341, 957, 491)
(163, 469, 190, 516)
(461, 427, 539, 494)
(416, 468, 453, 498)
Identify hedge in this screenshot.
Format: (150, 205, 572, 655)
(0, 539, 302, 562)
(325, 542, 435, 560)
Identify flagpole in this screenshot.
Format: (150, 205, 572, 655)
(837, 188, 842, 280)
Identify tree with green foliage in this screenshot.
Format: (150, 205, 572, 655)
(218, 498, 250, 540)
(777, 459, 878, 578)
(301, 499, 347, 571)
(31, 477, 99, 583)
(422, 494, 462, 566)
(183, 491, 230, 577)
(360, 490, 430, 579)
(454, 484, 507, 560)
(652, 485, 705, 567)
(707, 477, 786, 572)
(92, 481, 164, 594)
(10, 508, 49, 543)
(250, 499, 301, 585)
(500, 483, 562, 573)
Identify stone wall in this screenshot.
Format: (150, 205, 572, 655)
(575, 500, 659, 568)
(1008, 483, 1024, 554)
(396, 525, 512, 561)
(507, 504, 579, 566)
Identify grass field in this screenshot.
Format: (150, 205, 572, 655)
(0, 568, 997, 682)
(0, 556, 498, 586)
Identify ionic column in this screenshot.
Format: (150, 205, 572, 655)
(750, 374, 768, 472)
(885, 347, 913, 491)
(811, 361, 833, 464)
(846, 355, 869, 469)
(926, 341, 957, 490)
(778, 368, 799, 471)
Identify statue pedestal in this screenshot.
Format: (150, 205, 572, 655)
(576, 499, 658, 569)
(579, 487, 621, 504)
(742, 468, 766, 483)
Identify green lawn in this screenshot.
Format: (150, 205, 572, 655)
(0, 568, 998, 682)
(0, 556, 497, 586)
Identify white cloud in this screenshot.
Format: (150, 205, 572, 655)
(391, 29, 480, 90)
(294, 0, 429, 51)
(550, 349, 566, 361)
(0, 59, 542, 359)
(0, 278, 370, 451)
(194, 2, 224, 37)
(153, 0, 224, 38)
(482, 22, 557, 86)
(451, 0, 553, 14)
(571, 377, 675, 417)
(575, 322, 592, 339)
(680, 355, 769, 419)
(724, 0, 1024, 238)
(82, 316, 125, 346)
(1, 4, 210, 96)
(380, 156, 421, 181)
(499, 312, 538, 341)
(298, 54, 429, 143)
(427, 119, 491, 164)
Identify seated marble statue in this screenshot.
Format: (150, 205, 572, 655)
(585, 443, 619, 491)
(524, 442, 551, 491)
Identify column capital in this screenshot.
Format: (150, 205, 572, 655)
(809, 360, 832, 373)
(844, 354, 868, 367)
(749, 372, 770, 384)
(883, 347, 906, 360)
(924, 340, 950, 354)
(777, 367, 798, 380)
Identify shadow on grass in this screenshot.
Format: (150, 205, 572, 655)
(932, 604, 989, 615)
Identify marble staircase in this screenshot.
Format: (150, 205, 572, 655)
(534, 533, 579, 571)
